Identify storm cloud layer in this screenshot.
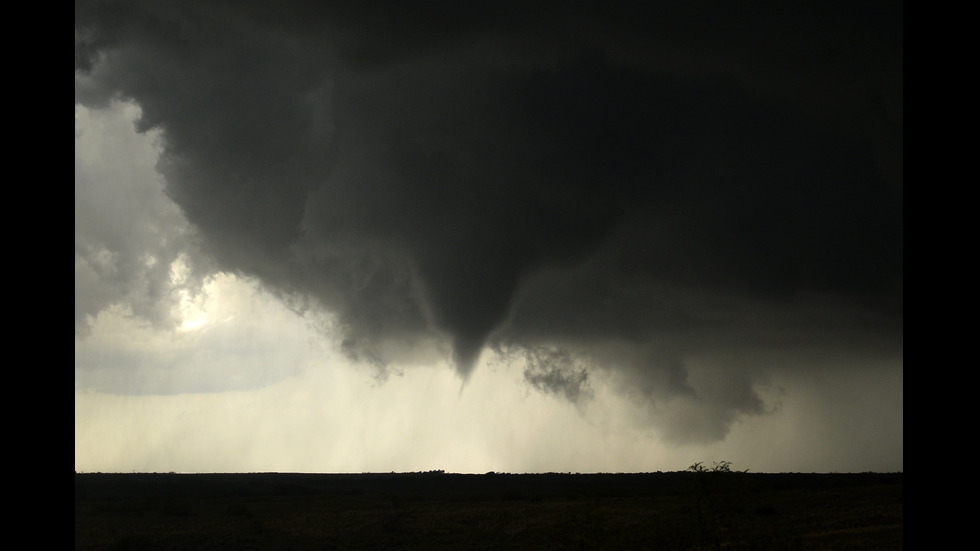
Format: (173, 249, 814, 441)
(75, 0, 902, 444)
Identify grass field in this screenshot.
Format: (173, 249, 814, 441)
(75, 471, 902, 550)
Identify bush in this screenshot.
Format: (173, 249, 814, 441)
(686, 461, 747, 550)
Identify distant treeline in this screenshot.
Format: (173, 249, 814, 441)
(75, 471, 902, 503)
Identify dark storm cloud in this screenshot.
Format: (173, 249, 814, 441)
(75, 0, 902, 442)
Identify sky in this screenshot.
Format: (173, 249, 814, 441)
(75, 0, 903, 474)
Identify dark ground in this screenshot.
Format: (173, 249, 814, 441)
(76, 471, 902, 550)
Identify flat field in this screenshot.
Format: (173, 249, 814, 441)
(75, 471, 902, 550)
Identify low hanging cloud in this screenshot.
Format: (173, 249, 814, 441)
(75, 0, 902, 443)
(490, 344, 595, 404)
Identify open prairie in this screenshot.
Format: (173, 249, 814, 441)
(76, 471, 902, 550)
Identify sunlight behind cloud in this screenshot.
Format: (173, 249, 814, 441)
(74, 269, 337, 396)
(172, 256, 208, 332)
